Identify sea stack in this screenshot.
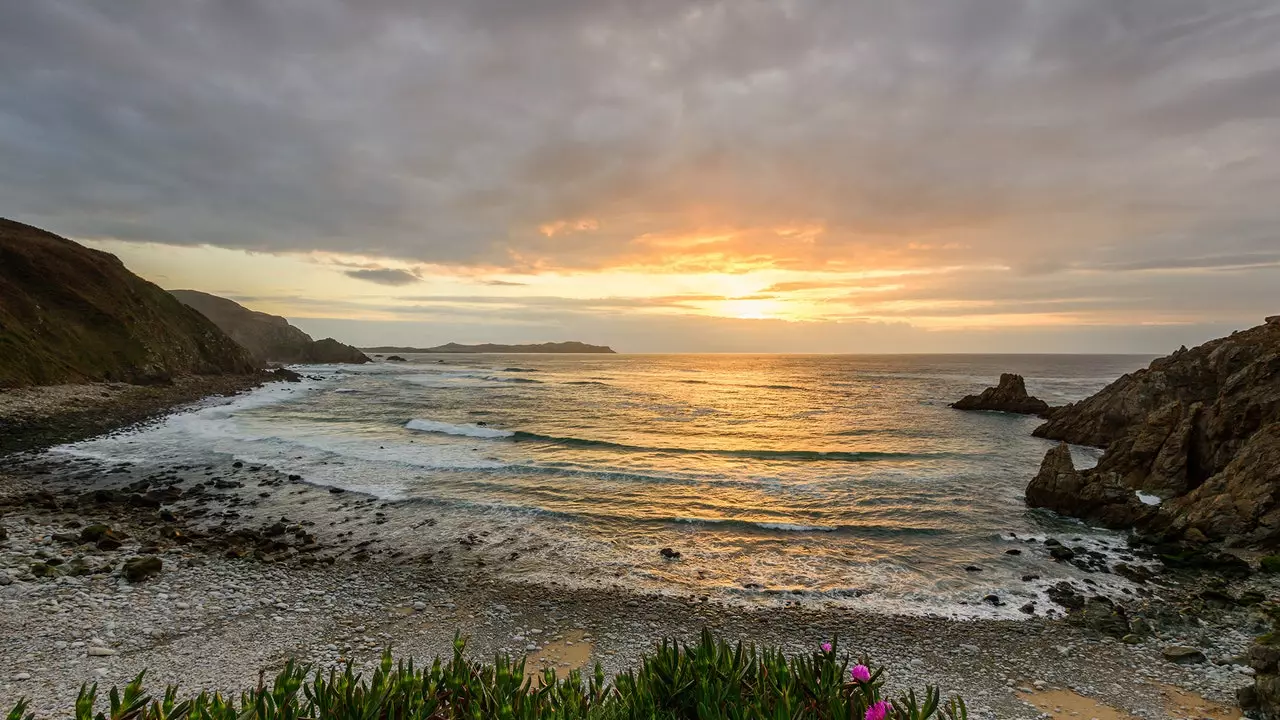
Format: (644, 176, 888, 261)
(950, 373, 1050, 415)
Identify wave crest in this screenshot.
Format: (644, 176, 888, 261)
(405, 419, 514, 439)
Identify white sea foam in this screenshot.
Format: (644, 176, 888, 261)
(405, 419, 514, 439)
(754, 522, 838, 532)
(1135, 490, 1162, 506)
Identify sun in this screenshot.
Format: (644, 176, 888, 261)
(716, 298, 785, 320)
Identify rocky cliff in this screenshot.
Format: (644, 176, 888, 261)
(1025, 320, 1280, 547)
(170, 290, 369, 365)
(950, 373, 1050, 415)
(0, 219, 257, 388)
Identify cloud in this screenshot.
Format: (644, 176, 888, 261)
(3, 0, 1279, 279)
(482, 280, 528, 286)
(343, 268, 421, 286)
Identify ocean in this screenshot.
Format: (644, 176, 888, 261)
(54, 353, 1154, 617)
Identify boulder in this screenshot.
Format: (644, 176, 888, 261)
(386, 355, 408, 362)
(1162, 646, 1206, 664)
(122, 555, 162, 582)
(950, 374, 1050, 415)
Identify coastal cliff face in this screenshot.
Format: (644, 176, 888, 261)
(1025, 320, 1280, 547)
(0, 219, 257, 388)
(170, 290, 369, 365)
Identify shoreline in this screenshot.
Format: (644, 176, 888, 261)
(0, 375, 265, 456)
(0, 378, 1262, 718)
(0, 447, 1261, 719)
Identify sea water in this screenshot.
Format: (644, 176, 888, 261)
(53, 353, 1153, 617)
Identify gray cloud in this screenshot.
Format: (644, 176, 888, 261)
(2, 1, 1279, 303)
(343, 268, 421, 286)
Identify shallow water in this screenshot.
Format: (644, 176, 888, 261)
(55, 353, 1155, 617)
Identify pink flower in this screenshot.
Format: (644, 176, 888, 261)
(865, 700, 891, 720)
(850, 664, 871, 683)
(821, 642, 832, 653)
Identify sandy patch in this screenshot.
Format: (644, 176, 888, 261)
(523, 629, 594, 687)
(1017, 684, 1240, 720)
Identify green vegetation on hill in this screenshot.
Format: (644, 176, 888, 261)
(7, 632, 965, 720)
(0, 219, 256, 388)
(170, 290, 369, 365)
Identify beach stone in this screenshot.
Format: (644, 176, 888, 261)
(1162, 646, 1206, 664)
(87, 646, 116, 656)
(659, 548, 681, 559)
(123, 556, 163, 582)
(12, 672, 30, 681)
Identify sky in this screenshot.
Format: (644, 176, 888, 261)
(2, 1, 1279, 353)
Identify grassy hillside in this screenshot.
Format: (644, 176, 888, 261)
(171, 290, 370, 364)
(0, 219, 257, 388)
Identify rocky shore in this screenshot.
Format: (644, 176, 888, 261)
(0, 376, 265, 456)
(0, 448, 1265, 719)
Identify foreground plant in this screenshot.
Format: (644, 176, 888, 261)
(7, 630, 966, 720)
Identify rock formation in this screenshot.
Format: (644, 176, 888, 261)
(1025, 319, 1280, 547)
(170, 290, 369, 365)
(950, 373, 1050, 415)
(0, 218, 257, 387)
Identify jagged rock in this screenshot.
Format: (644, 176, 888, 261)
(1025, 443, 1154, 529)
(1022, 320, 1280, 547)
(950, 374, 1050, 415)
(660, 548, 681, 559)
(269, 367, 303, 383)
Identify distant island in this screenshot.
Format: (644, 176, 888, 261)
(363, 341, 616, 354)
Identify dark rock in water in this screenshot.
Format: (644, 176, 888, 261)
(1046, 581, 1085, 610)
(660, 547, 681, 559)
(982, 594, 1003, 606)
(269, 367, 303, 383)
(386, 355, 408, 362)
(964, 565, 982, 572)
(1162, 646, 1206, 664)
(1004, 548, 1022, 555)
(1025, 320, 1280, 548)
(328, 487, 345, 494)
(1021, 574, 1040, 582)
(1019, 602, 1036, 614)
(1049, 545, 1076, 561)
(123, 555, 162, 582)
(950, 373, 1050, 415)
(1113, 563, 1157, 585)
